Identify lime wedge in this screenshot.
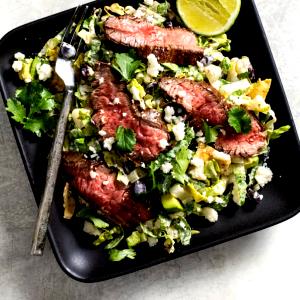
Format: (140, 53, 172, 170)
(177, 0, 241, 36)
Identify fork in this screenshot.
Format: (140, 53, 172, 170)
(31, 4, 89, 256)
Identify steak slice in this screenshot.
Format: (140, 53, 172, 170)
(91, 62, 169, 162)
(159, 77, 228, 126)
(159, 77, 267, 157)
(104, 16, 203, 65)
(215, 117, 267, 158)
(62, 152, 151, 227)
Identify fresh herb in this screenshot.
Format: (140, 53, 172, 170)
(269, 125, 290, 140)
(173, 217, 192, 246)
(108, 248, 136, 262)
(112, 51, 143, 81)
(115, 126, 137, 152)
(203, 121, 219, 143)
(157, 1, 170, 16)
(172, 146, 192, 184)
(198, 34, 231, 52)
(6, 81, 57, 137)
(228, 107, 252, 134)
(149, 126, 195, 189)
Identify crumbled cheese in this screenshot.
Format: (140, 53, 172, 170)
(212, 149, 231, 162)
(196, 130, 204, 137)
(202, 207, 218, 223)
(102, 180, 109, 186)
(14, 52, 25, 60)
(141, 162, 146, 168)
(204, 64, 222, 84)
(159, 139, 169, 149)
(98, 130, 107, 136)
(122, 112, 127, 117)
(161, 162, 173, 174)
(255, 166, 273, 188)
(172, 121, 185, 141)
(12, 60, 23, 72)
(103, 137, 115, 151)
(189, 157, 206, 181)
(236, 56, 251, 74)
(90, 170, 97, 179)
(197, 136, 206, 144)
(164, 106, 175, 123)
(144, 0, 154, 5)
(37, 63, 52, 81)
(98, 77, 104, 84)
(147, 54, 164, 78)
(113, 97, 120, 105)
(88, 146, 97, 154)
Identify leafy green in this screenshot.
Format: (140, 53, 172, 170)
(126, 231, 146, 248)
(6, 99, 26, 123)
(203, 121, 219, 144)
(162, 63, 204, 81)
(232, 165, 247, 206)
(112, 51, 142, 81)
(115, 126, 136, 152)
(104, 230, 124, 250)
(220, 57, 231, 74)
(6, 82, 57, 137)
(269, 125, 290, 140)
(76, 207, 109, 228)
(228, 107, 252, 134)
(198, 34, 231, 52)
(173, 217, 192, 246)
(108, 248, 136, 262)
(157, 1, 170, 16)
(148, 126, 195, 189)
(172, 146, 192, 184)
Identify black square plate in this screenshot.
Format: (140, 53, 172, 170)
(0, 0, 299, 282)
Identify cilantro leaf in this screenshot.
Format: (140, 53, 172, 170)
(115, 126, 136, 152)
(270, 125, 291, 140)
(228, 107, 252, 134)
(6, 82, 57, 137)
(203, 121, 218, 143)
(6, 99, 26, 123)
(112, 52, 142, 81)
(172, 146, 192, 184)
(23, 118, 46, 137)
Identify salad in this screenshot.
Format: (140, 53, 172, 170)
(7, 1, 290, 262)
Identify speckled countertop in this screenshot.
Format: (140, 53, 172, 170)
(0, 1, 299, 299)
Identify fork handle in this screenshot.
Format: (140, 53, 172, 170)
(31, 88, 73, 256)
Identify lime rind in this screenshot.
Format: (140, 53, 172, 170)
(177, 0, 241, 36)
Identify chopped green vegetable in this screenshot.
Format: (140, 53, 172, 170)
(173, 217, 192, 246)
(108, 248, 136, 261)
(203, 121, 219, 144)
(76, 207, 109, 228)
(269, 125, 290, 140)
(6, 99, 26, 123)
(112, 51, 142, 81)
(115, 126, 137, 152)
(172, 146, 192, 184)
(228, 107, 252, 134)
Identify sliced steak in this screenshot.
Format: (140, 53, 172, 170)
(91, 62, 169, 162)
(159, 77, 228, 126)
(215, 117, 267, 158)
(104, 16, 203, 65)
(62, 152, 151, 227)
(159, 77, 267, 157)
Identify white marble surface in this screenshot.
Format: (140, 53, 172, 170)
(0, 1, 299, 299)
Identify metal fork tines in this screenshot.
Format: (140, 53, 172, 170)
(31, 4, 89, 256)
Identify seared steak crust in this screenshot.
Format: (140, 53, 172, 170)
(104, 16, 203, 65)
(159, 77, 228, 126)
(63, 152, 151, 227)
(215, 117, 267, 158)
(91, 62, 169, 162)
